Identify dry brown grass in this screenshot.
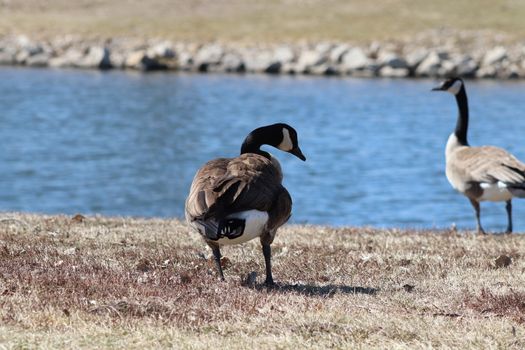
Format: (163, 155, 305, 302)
(1, 213, 525, 349)
(1, 0, 525, 43)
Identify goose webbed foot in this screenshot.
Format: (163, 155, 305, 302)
(264, 276, 275, 287)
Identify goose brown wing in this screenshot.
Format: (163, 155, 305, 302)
(455, 146, 525, 186)
(185, 158, 230, 220)
(210, 154, 283, 218)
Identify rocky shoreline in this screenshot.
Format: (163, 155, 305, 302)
(1, 33, 525, 79)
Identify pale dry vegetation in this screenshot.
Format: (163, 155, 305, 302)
(1, 0, 525, 43)
(0, 213, 524, 348)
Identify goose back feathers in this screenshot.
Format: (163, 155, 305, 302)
(185, 153, 292, 244)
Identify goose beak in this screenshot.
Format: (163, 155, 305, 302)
(290, 147, 306, 161)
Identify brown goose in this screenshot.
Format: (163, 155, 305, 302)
(185, 123, 306, 285)
(433, 77, 525, 234)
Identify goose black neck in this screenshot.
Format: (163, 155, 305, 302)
(240, 132, 271, 160)
(454, 86, 469, 146)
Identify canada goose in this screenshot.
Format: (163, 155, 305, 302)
(185, 123, 306, 285)
(432, 77, 525, 234)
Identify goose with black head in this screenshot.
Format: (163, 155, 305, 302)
(185, 123, 306, 285)
(433, 77, 525, 234)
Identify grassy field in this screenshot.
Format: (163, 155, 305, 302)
(1, 0, 525, 43)
(0, 214, 524, 348)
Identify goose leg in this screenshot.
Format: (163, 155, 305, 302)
(211, 246, 225, 281)
(262, 243, 274, 286)
(505, 200, 513, 234)
(469, 198, 486, 235)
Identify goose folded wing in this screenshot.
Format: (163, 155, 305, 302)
(461, 146, 525, 186)
(210, 154, 282, 217)
(185, 158, 230, 220)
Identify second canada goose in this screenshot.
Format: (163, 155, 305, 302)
(185, 123, 306, 285)
(433, 77, 525, 234)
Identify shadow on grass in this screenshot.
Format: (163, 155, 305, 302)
(256, 283, 379, 296)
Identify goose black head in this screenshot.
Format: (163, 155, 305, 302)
(241, 123, 306, 161)
(432, 77, 464, 95)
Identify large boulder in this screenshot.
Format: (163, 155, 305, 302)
(329, 44, 349, 63)
(377, 51, 408, 69)
(124, 50, 167, 71)
(221, 52, 245, 72)
(147, 41, 175, 59)
(15, 44, 43, 64)
(49, 48, 84, 68)
(108, 50, 127, 69)
(273, 46, 295, 64)
(454, 55, 478, 77)
(0, 47, 17, 65)
(194, 44, 224, 71)
(26, 53, 51, 67)
(475, 65, 497, 78)
(482, 46, 507, 67)
(76, 46, 111, 69)
(243, 50, 277, 73)
(295, 49, 326, 73)
(379, 66, 410, 78)
(415, 51, 447, 77)
(405, 48, 428, 70)
(176, 50, 194, 71)
(341, 47, 371, 71)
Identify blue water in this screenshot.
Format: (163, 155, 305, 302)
(2, 67, 525, 231)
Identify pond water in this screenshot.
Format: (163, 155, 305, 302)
(2, 67, 525, 231)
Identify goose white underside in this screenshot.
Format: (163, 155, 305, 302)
(479, 182, 513, 202)
(217, 210, 269, 245)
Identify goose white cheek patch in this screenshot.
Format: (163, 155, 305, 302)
(447, 80, 463, 95)
(278, 128, 293, 151)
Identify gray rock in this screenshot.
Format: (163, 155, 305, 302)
(482, 46, 507, 67)
(405, 48, 428, 69)
(221, 52, 245, 72)
(377, 52, 408, 69)
(194, 44, 224, 71)
(476, 65, 497, 78)
(76, 46, 111, 69)
(177, 50, 194, 70)
(313, 42, 333, 57)
(329, 44, 349, 63)
(368, 41, 382, 59)
(437, 60, 457, 76)
(148, 41, 175, 59)
(273, 46, 295, 64)
(415, 51, 444, 77)
(0, 49, 16, 65)
(379, 66, 410, 78)
(49, 48, 84, 68)
(341, 47, 370, 71)
(349, 65, 379, 77)
(309, 64, 339, 76)
(497, 64, 521, 79)
(244, 50, 276, 73)
(454, 55, 478, 77)
(295, 49, 325, 73)
(280, 62, 297, 75)
(124, 50, 167, 71)
(25, 53, 50, 67)
(109, 51, 127, 69)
